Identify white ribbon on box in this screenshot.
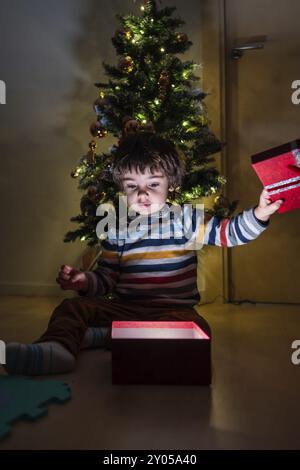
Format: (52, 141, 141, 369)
(264, 149, 300, 195)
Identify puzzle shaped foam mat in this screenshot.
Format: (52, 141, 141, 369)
(0, 376, 71, 440)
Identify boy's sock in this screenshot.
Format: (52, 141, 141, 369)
(2, 341, 76, 376)
(80, 327, 111, 350)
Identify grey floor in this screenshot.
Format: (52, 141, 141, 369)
(0, 296, 300, 450)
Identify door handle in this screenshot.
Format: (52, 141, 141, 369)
(231, 42, 265, 60)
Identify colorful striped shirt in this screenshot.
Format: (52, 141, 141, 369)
(81, 203, 269, 306)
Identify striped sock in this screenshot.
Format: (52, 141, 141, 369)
(2, 341, 76, 376)
(80, 327, 111, 350)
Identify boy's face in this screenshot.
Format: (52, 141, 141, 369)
(121, 167, 173, 215)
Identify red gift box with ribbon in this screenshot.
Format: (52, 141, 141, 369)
(251, 139, 300, 213)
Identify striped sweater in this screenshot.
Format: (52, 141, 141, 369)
(81, 203, 269, 306)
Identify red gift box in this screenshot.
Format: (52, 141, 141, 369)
(251, 139, 300, 213)
(111, 321, 211, 386)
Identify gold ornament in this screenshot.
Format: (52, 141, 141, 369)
(84, 140, 97, 165)
(89, 122, 108, 139)
(176, 32, 188, 43)
(118, 55, 134, 73)
(87, 185, 100, 203)
(158, 70, 170, 101)
(123, 117, 140, 136)
(119, 116, 155, 144)
(89, 140, 97, 151)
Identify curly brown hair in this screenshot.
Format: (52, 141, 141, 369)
(112, 131, 186, 199)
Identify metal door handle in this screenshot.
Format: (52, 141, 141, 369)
(232, 42, 265, 59)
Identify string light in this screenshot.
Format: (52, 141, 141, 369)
(73, 167, 84, 177)
(141, 5, 145, 10)
(160, 47, 165, 52)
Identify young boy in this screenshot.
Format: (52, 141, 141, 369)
(3, 131, 283, 376)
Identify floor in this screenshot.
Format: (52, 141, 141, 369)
(0, 296, 300, 450)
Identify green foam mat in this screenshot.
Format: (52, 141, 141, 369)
(0, 376, 71, 440)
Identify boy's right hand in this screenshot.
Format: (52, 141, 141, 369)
(56, 265, 89, 292)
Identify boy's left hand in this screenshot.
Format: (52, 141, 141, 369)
(254, 189, 284, 222)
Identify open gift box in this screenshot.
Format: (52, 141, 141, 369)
(111, 320, 211, 386)
(251, 139, 300, 213)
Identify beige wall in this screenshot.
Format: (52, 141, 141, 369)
(0, 0, 225, 301)
(197, 0, 226, 304)
(222, 0, 300, 303)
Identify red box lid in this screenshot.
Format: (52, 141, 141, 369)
(251, 139, 300, 213)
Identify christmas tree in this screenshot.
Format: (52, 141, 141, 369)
(64, 0, 237, 248)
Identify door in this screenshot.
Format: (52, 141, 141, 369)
(224, 0, 300, 302)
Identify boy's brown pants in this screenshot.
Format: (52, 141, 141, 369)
(34, 296, 211, 357)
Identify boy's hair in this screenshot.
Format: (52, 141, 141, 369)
(112, 131, 186, 198)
